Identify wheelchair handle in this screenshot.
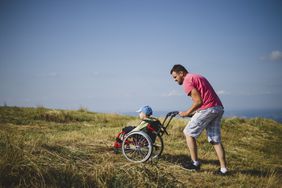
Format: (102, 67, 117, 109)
(160, 111, 179, 135)
(166, 111, 179, 117)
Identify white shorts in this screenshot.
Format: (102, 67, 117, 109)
(183, 106, 224, 143)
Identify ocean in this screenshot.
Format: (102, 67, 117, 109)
(223, 109, 282, 123)
(122, 109, 282, 123)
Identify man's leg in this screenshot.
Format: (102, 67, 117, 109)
(182, 109, 216, 170)
(206, 106, 228, 174)
(186, 135, 198, 162)
(213, 142, 227, 168)
(182, 135, 200, 170)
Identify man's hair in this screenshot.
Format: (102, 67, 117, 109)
(170, 64, 188, 74)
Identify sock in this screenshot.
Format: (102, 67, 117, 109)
(193, 160, 200, 166)
(220, 167, 227, 173)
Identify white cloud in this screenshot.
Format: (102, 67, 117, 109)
(269, 50, 282, 61)
(162, 90, 183, 97)
(260, 50, 282, 62)
(217, 90, 230, 96)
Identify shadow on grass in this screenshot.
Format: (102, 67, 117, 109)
(161, 154, 282, 177)
(239, 168, 282, 177)
(43, 167, 97, 187)
(41, 144, 70, 154)
(161, 153, 218, 166)
(41, 143, 113, 154)
(161, 153, 189, 165)
(90, 144, 113, 153)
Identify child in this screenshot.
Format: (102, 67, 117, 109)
(113, 105, 161, 152)
(131, 105, 160, 133)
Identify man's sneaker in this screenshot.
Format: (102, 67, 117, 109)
(181, 162, 201, 171)
(214, 169, 228, 176)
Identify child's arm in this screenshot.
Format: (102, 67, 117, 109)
(131, 121, 147, 132)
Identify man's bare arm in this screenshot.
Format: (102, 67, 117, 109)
(179, 88, 203, 117)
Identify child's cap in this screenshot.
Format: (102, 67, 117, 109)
(136, 105, 153, 116)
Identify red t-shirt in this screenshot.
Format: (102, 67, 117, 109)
(183, 73, 223, 110)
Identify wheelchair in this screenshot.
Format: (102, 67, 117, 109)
(121, 111, 179, 163)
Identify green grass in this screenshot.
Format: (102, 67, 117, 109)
(0, 106, 281, 187)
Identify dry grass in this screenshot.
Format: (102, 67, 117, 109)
(0, 106, 281, 187)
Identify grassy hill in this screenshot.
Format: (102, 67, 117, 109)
(0, 106, 281, 187)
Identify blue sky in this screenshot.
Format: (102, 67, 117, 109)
(0, 0, 282, 113)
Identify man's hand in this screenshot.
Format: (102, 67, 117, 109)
(179, 111, 195, 117)
(178, 111, 188, 117)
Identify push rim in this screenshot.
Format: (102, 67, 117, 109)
(122, 131, 152, 163)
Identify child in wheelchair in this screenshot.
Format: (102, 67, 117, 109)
(113, 105, 161, 153)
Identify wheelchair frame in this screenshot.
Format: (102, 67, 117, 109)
(121, 111, 179, 163)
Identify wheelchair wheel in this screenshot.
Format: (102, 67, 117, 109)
(122, 131, 152, 163)
(151, 134, 164, 160)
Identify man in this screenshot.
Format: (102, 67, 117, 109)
(170, 64, 227, 175)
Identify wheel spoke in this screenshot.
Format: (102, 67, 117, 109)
(122, 132, 152, 163)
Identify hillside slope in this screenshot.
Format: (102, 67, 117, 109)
(0, 106, 281, 187)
